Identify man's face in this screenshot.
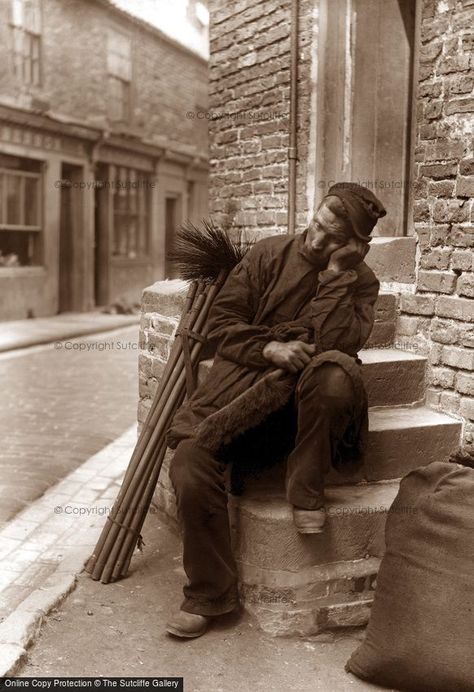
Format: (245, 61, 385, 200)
(304, 202, 352, 262)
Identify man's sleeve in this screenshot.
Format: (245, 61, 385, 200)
(311, 265, 380, 356)
(206, 244, 274, 368)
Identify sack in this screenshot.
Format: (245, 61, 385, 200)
(346, 461, 474, 692)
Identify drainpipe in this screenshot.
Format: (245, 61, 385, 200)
(287, 0, 298, 234)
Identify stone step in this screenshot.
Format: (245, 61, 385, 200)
(365, 236, 416, 284)
(199, 347, 426, 408)
(242, 404, 461, 489)
(366, 292, 397, 348)
(231, 481, 399, 571)
(228, 481, 400, 636)
(154, 405, 461, 636)
(358, 348, 426, 406)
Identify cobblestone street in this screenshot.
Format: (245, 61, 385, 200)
(0, 326, 140, 527)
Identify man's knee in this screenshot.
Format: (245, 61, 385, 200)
(297, 363, 354, 408)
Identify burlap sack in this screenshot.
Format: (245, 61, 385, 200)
(347, 461, 474, 692)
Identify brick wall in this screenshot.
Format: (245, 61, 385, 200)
(208, 0, 315, 239)
(396, 0, 474, 448)
(0, 0, 208, 152)
(207, 0, 474, 446)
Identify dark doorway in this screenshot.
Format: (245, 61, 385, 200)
(165, 195, 181, 278)
(58, 163, 83, 312)
(318, 0, 417, 235)
(94, 164, 109, 306)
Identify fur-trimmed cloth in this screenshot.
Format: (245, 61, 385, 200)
(166, 232, 379, 488)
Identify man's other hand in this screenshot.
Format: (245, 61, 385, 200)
(327, 237, 369, 273)
(262, 340, 316, 373)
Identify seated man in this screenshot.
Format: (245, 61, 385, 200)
(165, 182, 386, 638)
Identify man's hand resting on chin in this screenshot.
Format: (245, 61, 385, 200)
(327, 237, 369, 273)
(263, 340, 316, 373)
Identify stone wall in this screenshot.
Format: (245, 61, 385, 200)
(396, 0, 474, 448)
(137, 280, 188, 429)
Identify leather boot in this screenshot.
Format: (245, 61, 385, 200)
(293, 506, 326, 534)
(166, 610, 213, 638)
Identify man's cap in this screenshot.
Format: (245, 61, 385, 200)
(324, 182, 387, 241)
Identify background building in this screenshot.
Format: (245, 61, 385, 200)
(0, 0, 209, 320)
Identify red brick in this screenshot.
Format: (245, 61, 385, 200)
(234, 211, 257, 225)
(456, 176, 474, 198)
(429, 342, 443, 365)
(396, 315, 419, 336)
(456, 373, 474, 396)
(420, 248, 452, 270)
(261, 164, 285, 178)
(431, 318, 459, 344)
(418, 82, 442, 98)
(436, 296, 474, 322)
(460, 397, 474, 420)
(419, 163, 458, 179)
(430, 366, 456, 388)
(253, 181, 274, 194)
(418, 271, 456, 294)
(421, 16, 450, 42)
(446, 97, 474, 114)
(438, 56, 470, 76)
(447, 74, 474, 94)
(413, 200, 430, 221)
(440, 390, 461, 414)
(458, 274, 474, 298)
(400, 294, 435, 316)
(460, 326, 474, 348)
(256, 210, 276, 225)
(424, 141, 465, 162)
(420, 41, 443, 64)
(433, 200, 469, 224)
(424, 101, 443, 119)
(460, 158, 474, 176)
(430, 225, 450, 246)
(451, 250, 474, 271)
(448, 226, 474, 247)
(428, 180, 455, 197)
(419, 123, 438, 139)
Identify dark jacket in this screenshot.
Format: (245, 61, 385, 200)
(167, 231, 380, 475)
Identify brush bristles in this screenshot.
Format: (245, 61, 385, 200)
(168, 220, 248, 281)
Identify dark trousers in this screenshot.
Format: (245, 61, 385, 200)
(169, 362, 356, 616)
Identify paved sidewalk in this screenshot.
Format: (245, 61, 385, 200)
(0, 326, 140, 526)
(0, 425, 136, 670)
(0, 428, 390, 691)
(0, 311, 139, 354)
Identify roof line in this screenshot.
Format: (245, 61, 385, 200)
(88, 0, 208, 64)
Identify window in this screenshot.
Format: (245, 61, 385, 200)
(111, 167, 149, 259)
(107, 29, 131, 123)
(0, 155, 42, 267)
(11, 0, 42, 86)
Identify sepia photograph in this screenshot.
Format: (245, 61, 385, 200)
(0, 0, 473, 690)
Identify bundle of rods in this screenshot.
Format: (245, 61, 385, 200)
(85, 221, 246, 584)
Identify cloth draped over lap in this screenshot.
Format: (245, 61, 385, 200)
(166, 232, 380, 485)
(347, 461, 474, 692)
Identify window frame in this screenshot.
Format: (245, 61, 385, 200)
(110, 166, 151, 261)
(10, 0, 42, 87)
(106, 28, 132, 124)
(0, 163, 43, 269)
